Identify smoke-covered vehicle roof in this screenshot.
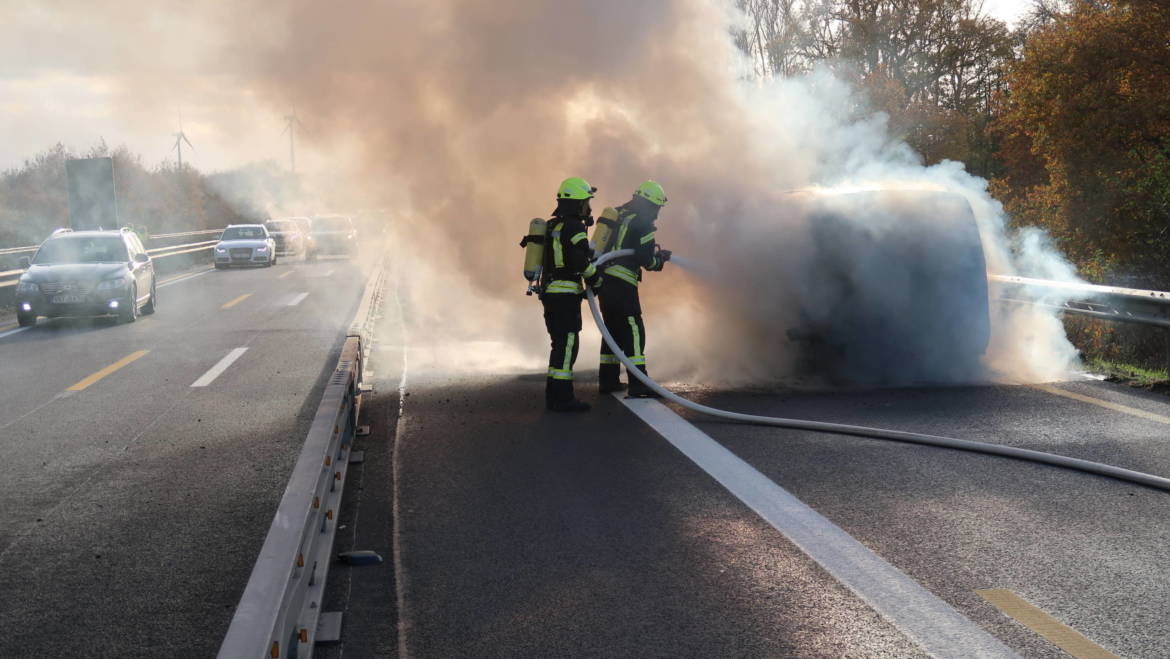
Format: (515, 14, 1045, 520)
(33, 233, 129, 265)
(220, 225, 269, 240)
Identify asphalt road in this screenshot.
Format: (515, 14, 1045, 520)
(6, 255, 1170, 658)
(323, 279, 1170, 659)
(0, 256, 369, 658)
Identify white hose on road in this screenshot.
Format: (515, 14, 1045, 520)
(588, 249, 1170, 492)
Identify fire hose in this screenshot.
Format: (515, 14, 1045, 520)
(587, 249, 1170, 492)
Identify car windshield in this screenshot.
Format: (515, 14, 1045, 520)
(221, 226, 266, 240)
(314, 217, 351, 232)
(32, 235, 128, 264)
(265, 221, 294, 233)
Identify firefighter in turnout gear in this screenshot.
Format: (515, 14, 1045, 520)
(596, 180, 671, 397)
(541, 177, 602, 412)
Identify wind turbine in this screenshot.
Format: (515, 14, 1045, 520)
(172, 120, 194, 170)
(282, 112, 305, 173)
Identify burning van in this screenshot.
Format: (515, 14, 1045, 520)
(783, 186, 991, 384)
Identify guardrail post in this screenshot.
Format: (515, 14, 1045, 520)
(1165, 329, 1170, 377)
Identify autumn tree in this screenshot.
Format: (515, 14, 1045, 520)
(993, 0, 1170, 283)
(734, 0, 1015, 174)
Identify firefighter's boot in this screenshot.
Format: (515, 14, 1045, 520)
(547, 379, 592, 412)
(598, 363, 625, 393)
(625, 365, 661, 399)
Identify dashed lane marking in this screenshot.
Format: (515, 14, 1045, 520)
(1032, 383, 1170, 426)
(616, 395, 1018, 658)
(278, 270, 293, 279)
(67, 350, 150, 391)
(191, 347, 248, 387)
(221, 293, 252, 309)
(977, 589, 1118, 658)
(288, 292, 309, 306)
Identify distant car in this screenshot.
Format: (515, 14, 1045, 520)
(264, 217, 306, 257)
(14, 227, 157, 326)
(310, 215, 358, 259)
(292, 217, 318, 262)
(214, 224, 276, 268)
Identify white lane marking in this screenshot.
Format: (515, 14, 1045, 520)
(616, 395, 1018, 659)
(0, 326, 31, 340)
(391, 275, 412, 659)
(288, 292, 309, 306)
(158, 267, 214, 288)
(191, 347, 249, 387)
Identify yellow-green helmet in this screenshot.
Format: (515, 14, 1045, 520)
(634, 180, 668, 206)
(557, 177, 597, 200)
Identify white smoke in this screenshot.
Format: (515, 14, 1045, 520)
(7, 0, 1083, 386)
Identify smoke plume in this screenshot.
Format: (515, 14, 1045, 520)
(22, 0, 1083, 385)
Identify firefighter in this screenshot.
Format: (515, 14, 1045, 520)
(541, 177, 602, 412)
(596, 180, 671, 397)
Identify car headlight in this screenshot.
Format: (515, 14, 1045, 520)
(255, 246, 268, 252)
(96, 276, 130, 290)
(16, 280, 38, 294)
(215, 246, 227, 254)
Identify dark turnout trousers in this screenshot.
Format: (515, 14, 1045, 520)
(597, 280, 651, 392)
(542, 290, 583, 405)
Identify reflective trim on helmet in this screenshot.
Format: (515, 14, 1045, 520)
(634, 180, 668, 206)
(558, 176, 597, 200)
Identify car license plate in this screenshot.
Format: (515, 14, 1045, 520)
(51, 294, 84, 304)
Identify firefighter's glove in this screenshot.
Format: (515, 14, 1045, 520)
(648, 248, 670, 272)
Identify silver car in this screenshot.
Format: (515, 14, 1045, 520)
(214, 224, 277, 268)
(264, 217, 307, 257)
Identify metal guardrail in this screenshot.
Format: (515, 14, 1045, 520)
(990, 273, 1170, 370)
(149, 229, 224, 240)
(0, 245, 39, 256)
(0, 235, 223, 289)
(218, 263, 386, 659)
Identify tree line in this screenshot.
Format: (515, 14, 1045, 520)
(0, 142, 299, 248)
(735, 0, 1170, 287)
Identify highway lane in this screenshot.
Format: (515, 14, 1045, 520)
(0, 257, 371, 658)
(679, 382, 1170, 658)
(328, 285, 1170, 658)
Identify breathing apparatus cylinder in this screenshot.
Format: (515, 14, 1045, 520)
(521, 218, 547, 295)
(590, 207, 620, 254)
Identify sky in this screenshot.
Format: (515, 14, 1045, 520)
(0, 1, 1033, 175)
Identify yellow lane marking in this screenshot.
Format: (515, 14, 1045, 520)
(222, 293, 252, 309)
(1032, 383, 1170, 426)
(278, 270, 292, 279)
(977, 589, 1117, 658)
(67, 350, 150, 392)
